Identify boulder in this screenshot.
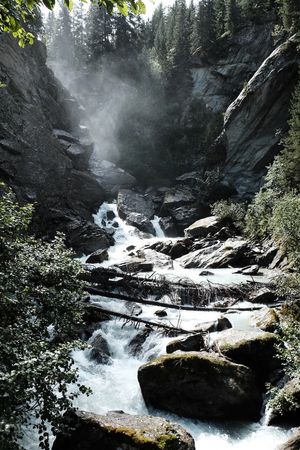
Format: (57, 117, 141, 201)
(159, 216, 178, 237)
(52, 410, 195, 450)
(86, 249, 109, 264)
(199, 270, 214, 276)
(249, 307, 279, 332)
(184, 216, 222, 239)
(267, 379, 300, 426)
(90, 160, 137, 197)
(277, 429, 300, 450)
(138, 352, 262, 421)
(211, 329, 279, 379)
(126, 328, 152, 357)
(65, 143, 93, 170)
(126, 212, 155, 235)
(137, 249, 174, 270)
(155, 310, 168, 318)
(65, 219, 113, 255)
(177, 238, 254, 269)
(166, 333, 205, 354)
(235, 265, 260, 275)
(162, 187, 196, 210)
(117, 259, 154, 273)
(171, 206, 204, 232)
(118, 189, 155, 220)
(249, 287, 277, 304)
(53, 129, 79, 143)
(194, 317, 232, 333)
(89, 333, 112, 365)
(169, 242, 190, 260)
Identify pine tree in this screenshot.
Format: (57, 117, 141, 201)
(191, 0, 217, 56)
(72, 2, 86, 67)
(278, 0, 300, 31)
(214, 0, 226, 38)
(224, 0, 239, 35)
(52, 4, 74, 66)
(85, 4, 113, 65)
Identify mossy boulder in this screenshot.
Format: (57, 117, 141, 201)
(211, 329, 279, 379)
(267, 379, 300, 426)
(138, 351, 262, 421)
(52, 411, 195, 450)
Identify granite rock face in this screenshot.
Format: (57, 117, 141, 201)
(0, 36, 107, 253)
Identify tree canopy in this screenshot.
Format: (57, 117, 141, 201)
(0, 0, 145, 47)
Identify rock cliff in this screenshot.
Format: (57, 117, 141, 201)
(0, 36, 109, 253)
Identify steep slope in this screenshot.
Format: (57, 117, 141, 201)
(221, 34, 300, 198)
(0, 36, 110, 253)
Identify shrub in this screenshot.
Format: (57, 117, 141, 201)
(0, 187, 89, 449)
(211, 200, 247, 231)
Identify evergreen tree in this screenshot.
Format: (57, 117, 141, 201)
(214, 0, 226, 38)
(224, 0, 239, 35)
(191, 0, 217, 56)
(72, 2, 87, 67)
(52, 3, 74, 65)
(278, 0, 300, 31)
(85, 4, 113, 65)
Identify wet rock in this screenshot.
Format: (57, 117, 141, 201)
(210, 329, 279, 379)
(118, 189, 154, 220)
(65, 143, 93, 170)
(65, 219, 113, 255)
(249, 307, 279, 332)
(90, 160, 137, 197)
(106, 210, 116, 221)
(52, 410, 196, 450)
(184, 216, 223, 239)
(267, 379, 300, 426)
(169, 242, 190, 260)
(117, 259, 154, 273)
(159, 216, 178, 237)
(86, 249, 109, 264)
(126, 328, 152, 357)
(125, 302, 143, 317)
(89, 333, 112, 365)
(126, 212, 155, 235)
(162, 186, 197, 210)
(193, 317, 232, 333)
(171, 206, 204, 232)
(138, 352, 262, 421)
(178, 238, 254, 269)
(235, 265, 260, 275)
(175, 171, 202, 186)
(249, 287, 277, 304)
(166, 333, 205, 354)
(53, 129, 79, 143)
(277, 429, 300, 450)
(257, 244, 278, 267)
(155, 310, 168, 318)
(199, 270, 214, 276)
(137, 249, 174, 270)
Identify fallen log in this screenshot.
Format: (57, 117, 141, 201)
(87, 286, 281, 312)
(87, 303, 195, 335)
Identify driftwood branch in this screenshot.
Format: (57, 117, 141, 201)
(87, 286, 272, 312)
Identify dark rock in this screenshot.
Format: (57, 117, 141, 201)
(0, 36, 106, 247)
(125, 302, 143, 317)
(169, 242, 189, 260)
(221, 35, 300, 198)
(267, 379, 300, 426)
(64, 219, 113, 255)
(138, 351, 262, 421)
(126, 328, 152, 357)
(89, 333, 112, 365)
(171, 206, 205, 232)
(52, 410, 196, 450)
(175, 171, 202, 186)
(118, 189, 154, 220)
(90, 160, 137, 197)
(249, 288, 277, 304)
(199, 270, 214, 276)
(126, 212, 155, 235)
(112, 221, 119, 228)
(166, 333, 205, 353)
(64, 143, 93, 170)
(257, 244, 279, 267)
(162, 187, 197, 210)
(117, 259, 154, 273)
(211, 329, 279, 379)
(277, 429, 300, 450)
(194, 316, 232, 333)
(159, 216, 178, 237)
(86, 249, 109, 264)
(155, 310, 168, 318)
(106, 210, 116, 221)
(126, 245, 136, 252)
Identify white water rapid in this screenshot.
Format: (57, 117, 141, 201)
(22, 202, 292, 449)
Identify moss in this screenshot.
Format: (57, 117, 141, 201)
(156, 433, 178, 449)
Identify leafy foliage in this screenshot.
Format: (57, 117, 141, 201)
(0, 187, 89, 449)
(0, 0, 145, 46)
(211, 200, 247, 231)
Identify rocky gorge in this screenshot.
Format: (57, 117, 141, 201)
(1, 5, 300, 450)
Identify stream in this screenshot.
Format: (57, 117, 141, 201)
(22, 202, 292, 449)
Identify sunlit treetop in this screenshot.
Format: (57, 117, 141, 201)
(0, 0, 146, 47)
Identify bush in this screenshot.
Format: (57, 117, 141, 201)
(211, 200, 247, 231)
(0, 187, 89, 449)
